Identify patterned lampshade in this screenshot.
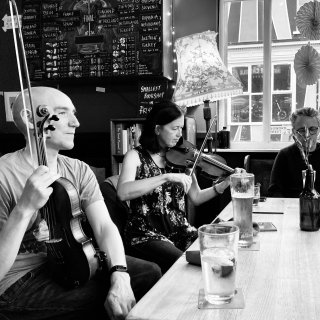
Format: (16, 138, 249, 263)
(172, 30, 243, 107)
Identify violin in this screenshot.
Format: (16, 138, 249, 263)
(9, 0, 104, 288)
(166, 139, 235, 179)
(37, 108, 102, 287)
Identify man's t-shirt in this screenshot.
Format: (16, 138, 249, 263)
(0, 149, 103, 295)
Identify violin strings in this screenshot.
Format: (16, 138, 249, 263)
(191, 147, 234, 173)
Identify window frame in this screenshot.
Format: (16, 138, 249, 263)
(219, 0, 293, 150)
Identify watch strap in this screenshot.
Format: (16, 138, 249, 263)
(109, 265, 128, 275)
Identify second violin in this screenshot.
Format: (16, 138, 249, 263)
(165, 139, 235, 179)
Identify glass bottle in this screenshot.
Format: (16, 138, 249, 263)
(299, 164, 320, 231)
(218, 126, 230, 149)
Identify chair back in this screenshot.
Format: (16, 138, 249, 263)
(244, 155, 274, 197)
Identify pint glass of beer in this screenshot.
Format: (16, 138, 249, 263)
(230, 173, 254, 247)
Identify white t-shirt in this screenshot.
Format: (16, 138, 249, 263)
(0, 149, 103, 295)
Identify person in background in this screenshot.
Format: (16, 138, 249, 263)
(0, 87, 161, 320)
(269, 107, 320, 198)
(117, 100, 239, 274)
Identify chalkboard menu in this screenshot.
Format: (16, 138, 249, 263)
(138, 79, 168, 117)
(22, 0, 167, 81)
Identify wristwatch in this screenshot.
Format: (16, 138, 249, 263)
(109, 265, 128, 275)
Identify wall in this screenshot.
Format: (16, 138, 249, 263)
(0, 0, 220, 177)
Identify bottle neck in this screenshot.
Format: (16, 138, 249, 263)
(302, 168, 317, 196)
(305, 171, 315, 190)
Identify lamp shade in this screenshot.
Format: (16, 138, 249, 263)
(172, 30, 243, 107)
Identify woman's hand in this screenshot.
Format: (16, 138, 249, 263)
(214, 167, 246, 194)
(166, 173, 192, 193)
(234, 167, 247, 174)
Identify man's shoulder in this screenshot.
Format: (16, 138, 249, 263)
(278, 143, 297, 155)
(0, 150, 23, 169)
(58, 154, 88, 167)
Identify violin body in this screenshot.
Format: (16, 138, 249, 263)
(166, 139, 234, 179)
(44, 177, 100, 288)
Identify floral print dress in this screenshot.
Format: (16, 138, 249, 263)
(124, 146, 197, 251)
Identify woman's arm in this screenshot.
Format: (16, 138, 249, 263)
(117, 149, 192, 201)
(187, 174, 230, 206)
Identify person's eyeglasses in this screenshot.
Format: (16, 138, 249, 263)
(295, 126, 319, 136)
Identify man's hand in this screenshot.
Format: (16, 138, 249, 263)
(16, 166, 60, 220)
(104, 272, 136, 320)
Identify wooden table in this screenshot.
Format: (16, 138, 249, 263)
(127, 198, 320, 320)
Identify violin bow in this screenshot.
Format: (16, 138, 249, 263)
(9, 0, 41, 166)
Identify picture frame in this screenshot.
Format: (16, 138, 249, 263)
(3, 91, 19, 122)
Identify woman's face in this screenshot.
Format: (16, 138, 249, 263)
(156, 115, 184, 149)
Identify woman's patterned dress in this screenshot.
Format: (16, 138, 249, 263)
(124, 146, 197, 251)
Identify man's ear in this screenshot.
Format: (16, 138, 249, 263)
(155, 125, 160, 135)
(20, 109, 35, 129)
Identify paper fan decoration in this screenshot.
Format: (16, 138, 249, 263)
(294, 44, 320, 87)
(296, 0, 320, 40)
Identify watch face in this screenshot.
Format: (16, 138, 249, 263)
(115, 265, 127, 271)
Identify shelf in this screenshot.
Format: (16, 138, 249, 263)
(110, 118, 145, 175)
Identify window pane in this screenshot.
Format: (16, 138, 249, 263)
(251, 94, 263, 122)
(272, 94, 292, 122)
(274, 64, 290, 91)
(231, 95, 249, 122)
(232, 66, 248, 92)
(252, 65, 263, 93)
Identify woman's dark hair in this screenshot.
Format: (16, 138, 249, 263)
(139, 100, 185, 152)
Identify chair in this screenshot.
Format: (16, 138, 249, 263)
(99, 175, 130, 239)
(243, 155, 275, 197)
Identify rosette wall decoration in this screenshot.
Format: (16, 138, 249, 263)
(294, 43, 320, 87)
(172, 30, 243, 107)
(296, 0, 320, 40)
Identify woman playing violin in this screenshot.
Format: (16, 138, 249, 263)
(117, 100, 239, 273)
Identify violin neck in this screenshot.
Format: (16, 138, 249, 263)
(202, 154, 234, 174)
(37, 135, 49, 167)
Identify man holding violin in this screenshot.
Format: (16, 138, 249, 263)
(0, 87, 161, 320)
(117, 100, 240, 274)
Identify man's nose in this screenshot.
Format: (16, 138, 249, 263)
(70, 115, 80, 127)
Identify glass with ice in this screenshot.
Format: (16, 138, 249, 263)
(230, 172, 254, 247)
(198, 224, 239, 305)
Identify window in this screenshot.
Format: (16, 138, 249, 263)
(219, 0, 320, 149)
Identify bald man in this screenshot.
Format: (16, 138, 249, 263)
(0, 87, 161, 320)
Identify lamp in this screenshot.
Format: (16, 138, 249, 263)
(172, 30, 242, 151)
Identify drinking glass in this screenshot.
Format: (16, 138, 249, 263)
(253, 184, 260, 206)
(230, 173, 254, 247)
(198, 224, 239, 305)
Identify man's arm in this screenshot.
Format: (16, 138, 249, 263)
(0, 166, 60, 281)
(85, 200, 135, 319)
